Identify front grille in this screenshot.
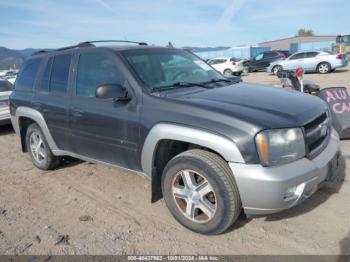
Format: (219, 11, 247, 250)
(303, 112, 331, 159)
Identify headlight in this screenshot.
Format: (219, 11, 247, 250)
(255, 128, 305, 166)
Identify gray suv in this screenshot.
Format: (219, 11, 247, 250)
(9, 41, 340, 234)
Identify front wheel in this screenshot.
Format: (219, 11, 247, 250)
(161, 149, 241, 235)
(317, 62, 331, 74)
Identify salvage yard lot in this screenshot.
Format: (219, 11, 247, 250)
(0, 66, 350, 255)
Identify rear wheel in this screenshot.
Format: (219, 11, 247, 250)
(317, 62, 331, 74)
(223, 69, 233, 77)
(161, 149, 241, 235)
(26, 123, 61, 170)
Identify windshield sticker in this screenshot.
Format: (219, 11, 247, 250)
(194, 60, 212, 71)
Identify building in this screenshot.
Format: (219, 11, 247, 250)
(258, 35, 336, 53)
(194, 45, 270, 60)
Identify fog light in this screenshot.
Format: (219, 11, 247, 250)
(284, 186, 298, 199)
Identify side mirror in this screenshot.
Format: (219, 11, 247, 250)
(95, 84, 130, 101)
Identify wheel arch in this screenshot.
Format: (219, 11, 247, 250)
(317, 61, 331, 72)
(11, 107, 58, 152)
(141, 123, 244, 202)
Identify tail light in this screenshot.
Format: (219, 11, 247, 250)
(231, 61, 236, 65)
(336, 54, 343, 60)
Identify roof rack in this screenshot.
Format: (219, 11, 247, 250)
(79, 40, 148, 46)
(31, 40, 148, 56)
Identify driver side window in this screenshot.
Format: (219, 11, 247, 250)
(76, 52, 124, 97)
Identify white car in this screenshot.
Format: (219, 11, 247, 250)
(268, 51, 348, 74)
(0, 79, 13, 125)
(208, 57, 244, 76)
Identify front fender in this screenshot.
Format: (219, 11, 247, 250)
(141, 123, 245, 177)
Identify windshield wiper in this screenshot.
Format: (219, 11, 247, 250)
(152, 82, 207, 92)
(202, 78, 234, 85)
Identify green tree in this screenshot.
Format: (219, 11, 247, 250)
(297, 29, 314, 36)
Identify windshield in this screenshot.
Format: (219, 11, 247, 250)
(0, 81, 13, 92)
(122, 49, 226, 91)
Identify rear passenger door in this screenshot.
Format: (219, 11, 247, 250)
(302, 52, 319, 71)
(33, 53, 73, 151)
(69, 50, 140, 170)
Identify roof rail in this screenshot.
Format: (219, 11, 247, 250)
(78, 40, 148, 46)
(31, 50, 49, 56)
(31, 40, 147, 56)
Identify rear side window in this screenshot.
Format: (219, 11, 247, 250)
(289, 53, 305, 60)
(37, 57, 53, 93)
(305, 52, 319, 58)
(76, 52, 124, 97)
(263, 52, 277, 59)
(50, 54, 72, 95)
(16, 58, 43, 91)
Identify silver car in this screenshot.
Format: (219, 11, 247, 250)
(268, 51, 348, 74)
(0, 79, 13, 125)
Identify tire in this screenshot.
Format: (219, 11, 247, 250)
(317, 62, 331, 74)
(223, 69, 233, 77)
(26, 123, 61, 170)
(272, 65, 282, 75)
(161, 149, 241, 235)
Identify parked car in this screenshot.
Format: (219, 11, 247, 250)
(10, 41, 340, 235)
(207, 57, 244, 76)
(0, 79, 13, 125)
(268, 51, 348, 75)
(243, 50, 289, 72)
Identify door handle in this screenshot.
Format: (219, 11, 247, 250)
(72, 108, 84, 117)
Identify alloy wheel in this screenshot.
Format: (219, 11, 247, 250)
(172, 169, 217, 223)
(319, 64, 329, 74)
(29, 131, 46, 163)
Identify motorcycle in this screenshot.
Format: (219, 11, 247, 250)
(276, 68, 350, 139)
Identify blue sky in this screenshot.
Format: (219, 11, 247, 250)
(0, 0, 349, 49)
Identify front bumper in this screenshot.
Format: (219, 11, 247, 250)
(229, 129, 340, 215)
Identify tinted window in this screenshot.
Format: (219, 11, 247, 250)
(289, 53, 305, 60)
(209, 59, 226, 65)
(76, 52, 124, 97)
(16, 58, 43, 91)
(263, 52, 278, 59)
(305, 52, 319, 58)
(50, 54, 71, 94)
(0, 80, 13, 92)
(37, 57, 53, 93)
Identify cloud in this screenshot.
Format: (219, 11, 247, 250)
(94, 0, 115, 13)
(218, 0, 246, 25)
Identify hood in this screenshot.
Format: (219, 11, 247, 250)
(163, 83, 328, 129)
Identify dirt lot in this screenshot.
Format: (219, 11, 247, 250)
(0, 66, 350, 255)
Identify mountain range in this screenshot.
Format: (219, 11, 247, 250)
(0, 46, 230, 70)
(0, 47, 42, 70)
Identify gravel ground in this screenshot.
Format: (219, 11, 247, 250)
(0, 65, 349, 255)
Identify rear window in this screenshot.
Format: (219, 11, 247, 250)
(50, 54, 72, 94)
(16, 58, 43, 91)
(0, 80, 13, 92)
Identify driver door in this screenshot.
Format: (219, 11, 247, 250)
(69, 50, 141, 170)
